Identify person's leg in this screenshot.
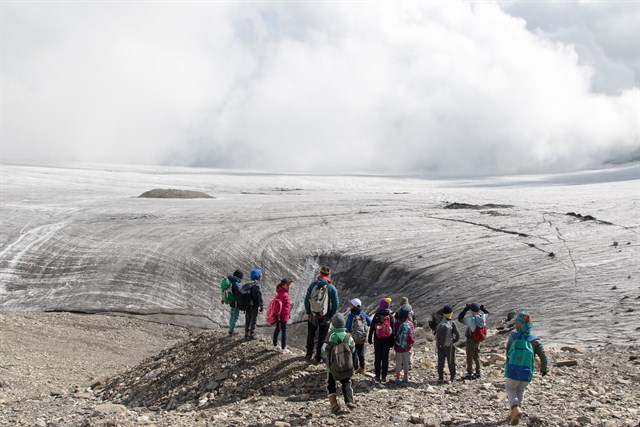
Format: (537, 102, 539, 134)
(342, 378, 355, 407)
(449, 346, 457, 380)
(505, 378, 520, 407)
(326, 373, 340, 413)
(394, 351, 402, 382)
(352, 349, 359, 370)
(249, 306, 258, 337)
(281, 322, 288, 349)
(373, 339, 382, 380)
(229, 307, 240, 334)
(306, 320, 317, 359)
(437, 347, 446, 381)
(357, 344, 366, 369)
(516, 381, 528, 407)
(465, 340, 473, 377)
(273, 322, 281, 347)
(473, 342, 481, 375)
(402, 352, 411, 381)
(315, 323, 329, 362)
(380, 340, 391, 381)
(244, 310, 250, 337)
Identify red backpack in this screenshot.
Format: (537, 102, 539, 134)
(265, 298, 282, 325)
(375, 314, 392, 339)
(471, 320, 487, 342)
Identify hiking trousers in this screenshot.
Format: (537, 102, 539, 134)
(465, 339, 481, 374)
(352, 343, 366, 369)
(395, 350, 412, 374)
(437, 345, 456, 379)
(373, 338, 393, 378)
(229, 307, 240, 334)
(306, 319, 329, 361)
(505, 378, 529, 408)
(273, 321, 288, 349)
(326, 373, 352, 395)
(244, 306, 259, 338)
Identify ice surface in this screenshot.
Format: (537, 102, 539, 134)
(1, 163, 638, 348)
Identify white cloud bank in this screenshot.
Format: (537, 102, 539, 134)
(1, 1, 638, 176)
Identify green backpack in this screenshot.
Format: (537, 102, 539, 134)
(221, 278, 234, 304)
(505, 333, 535, 382)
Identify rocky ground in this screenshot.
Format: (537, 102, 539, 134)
(0, 312, 638, 427)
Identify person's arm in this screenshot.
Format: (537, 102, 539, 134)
(452, 322, 460, 343)
(345, 313, 354, 331)
(368, 316, 376, 344)
(328, 285, 339, 318)
(533, 339, 549, 375)
(458, 305, 469, 322)
(304, 283, 313, 315)
(480, 304, 490, 315)
(256, 285, 264, 311)
(363, 312, 372, 325)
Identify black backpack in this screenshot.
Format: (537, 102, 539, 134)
(236, 282, 255, 312)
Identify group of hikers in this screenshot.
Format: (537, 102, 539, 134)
(219, 265, 549, 425)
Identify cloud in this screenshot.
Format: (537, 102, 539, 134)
(1, 1, 638, 176)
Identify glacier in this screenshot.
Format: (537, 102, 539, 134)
(1, 162, 638, 349)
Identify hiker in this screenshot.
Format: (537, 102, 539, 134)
(394, 296, 416, 323)
(321, 313, 356, 413)
(304, 266, 339, 363)
(458, 302, 490, 379)
(269, 277, 293, 353)
(220, 270, 243, 337)
(393, 304, 415, 384)
(504, 311, 549, 425)
(237, 269, 264, 340)
(368, 297, 395, 384)
(344, 298, 372, 374)
(435, 305, 459, 384)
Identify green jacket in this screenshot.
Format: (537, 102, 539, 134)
(321, 328, 356, 372)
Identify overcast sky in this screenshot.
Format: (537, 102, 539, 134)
(1, 1, 638, 176)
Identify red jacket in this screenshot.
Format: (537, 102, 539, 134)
(274, 286, 291, 322)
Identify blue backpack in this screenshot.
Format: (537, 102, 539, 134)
(505, 333, 536, 382)
(394, 321, 413, 350)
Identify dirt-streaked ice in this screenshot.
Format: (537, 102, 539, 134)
(1, 163, 638, 348)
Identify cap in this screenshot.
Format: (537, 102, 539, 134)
(319, 265, 331, 275)
(350, 298, 362, 307)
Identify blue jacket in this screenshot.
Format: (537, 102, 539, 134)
(345, 307, 372, 331)
(304, 277, 339, 318)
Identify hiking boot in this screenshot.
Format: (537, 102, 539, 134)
(394, 378, 401, 385)
(463, 373, 474, 380)
(450, 375, 456, 383)
(281, 348, 291, 354)
(472, 372, 482, 379)
(437, 378, 445, 385)
(374, 376, 381, 383)
(273, 346, 281, 352)
(355, 367, 366, 374)
(380, 377, 387, 384)
(402, 377, 409, 383)
(328, 394, 340, 414)
(509, 405, 522, 425)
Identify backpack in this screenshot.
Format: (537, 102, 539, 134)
(265, 298, 282, 325)
(236, 282, 255, 312)
(375, 314, 392, 339)
(505, 333, 535, 382)
(436, 319, 454, 347)
(428, 310, 444, 334)
(309, 280, 329, 318)
(329, 333, 354, 380)
(471, 318, 487, 343)
(395, 321, 414, 350)
(350, 313, 369, 344)
(220, 278, 234, 305)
